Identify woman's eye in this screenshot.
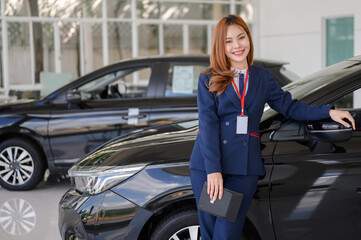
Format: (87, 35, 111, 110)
(239, 36, 245, 40)
(226, 41, 231, 44)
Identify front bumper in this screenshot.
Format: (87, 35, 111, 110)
(58, 189, 153, 240)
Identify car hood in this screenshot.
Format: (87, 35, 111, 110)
(75, 120, 199, 168)
(0, 99, 48, 112)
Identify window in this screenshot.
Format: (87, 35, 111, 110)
(330, 88, 361, 109)
(78, 67, 151, 100)
(326, 17, 354, 66)
(165, 64, 208, 97)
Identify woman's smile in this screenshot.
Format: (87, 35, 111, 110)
(232, 49, 245, 56)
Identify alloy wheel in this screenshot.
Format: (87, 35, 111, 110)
(169, 225, 201, 240)
(0, 146, 34, 186)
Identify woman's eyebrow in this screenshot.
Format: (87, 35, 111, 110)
(226, 33, 245, 40)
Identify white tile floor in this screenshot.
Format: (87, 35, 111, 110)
(0, 179, 71, 240)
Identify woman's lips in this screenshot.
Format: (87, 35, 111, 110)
(233, 49, 245, 56)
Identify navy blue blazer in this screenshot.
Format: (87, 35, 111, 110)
(189, 65, 332, 176)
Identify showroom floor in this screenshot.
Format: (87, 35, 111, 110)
(0, 175, 71, 240)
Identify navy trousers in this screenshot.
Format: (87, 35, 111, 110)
(190, 169, 259, 240)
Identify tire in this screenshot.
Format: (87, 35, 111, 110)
(149, 208, 260, 240)
(150, 208, 201, 240)
(0, 138, 45, 191)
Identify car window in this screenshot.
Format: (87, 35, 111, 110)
(330, 87, 361, 109)
(165, 64, 208, 97)
(78, 67, 151, 100)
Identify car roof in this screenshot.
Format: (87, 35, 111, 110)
(43, 55, 289, 100)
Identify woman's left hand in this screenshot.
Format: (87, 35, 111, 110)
(329, 109, 356, 130)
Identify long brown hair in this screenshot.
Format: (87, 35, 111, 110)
(203, 15, 254, 96)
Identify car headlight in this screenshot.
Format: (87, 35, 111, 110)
(68, 163, 146, 195)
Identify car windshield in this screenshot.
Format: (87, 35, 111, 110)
(283, 59, 360, 98)
(262, 57, 361, 120)
(280, 66, 299, 81)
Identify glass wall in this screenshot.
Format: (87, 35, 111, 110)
(326, 17, 354, 66)
(5, 0, 102, 18)
(8, 22, 32, 85)
(138, 24, 159, 56)
(0, 0, 254, 98)
(108, 22, 132, 64)
(164, 24, 182, 54)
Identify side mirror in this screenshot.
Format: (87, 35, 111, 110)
(271, 120, 306, 141)
(67, 89, 81, 104)
(307, 122, 353, 143)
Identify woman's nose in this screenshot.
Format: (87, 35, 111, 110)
(233, 40, 241, 48)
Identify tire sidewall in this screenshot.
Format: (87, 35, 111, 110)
(151, 209, 199, 240)
(0, 138, 44, 191)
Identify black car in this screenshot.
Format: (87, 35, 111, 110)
(59, 56, 361, 240)
(0, 56, 295, 191)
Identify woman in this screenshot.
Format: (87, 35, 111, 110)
(189, 14, 355, 240)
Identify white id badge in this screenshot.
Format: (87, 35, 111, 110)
(236, 115, 248, 134)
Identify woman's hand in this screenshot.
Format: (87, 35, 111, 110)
(329, 109, 356, 130)
(207, 172, 223, 203)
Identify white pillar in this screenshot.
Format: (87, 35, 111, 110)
(29, 21, 35, 85)
(102, 0, 109, 66)
(79, 22, 85, 76)
(207, 25, 212, 55)
(183, 24, 189, 54)
(54, 22, 62, 73)
(1, 0, 9, 94)
(159, 23, 164, 55)
(131, 0, 138, 58)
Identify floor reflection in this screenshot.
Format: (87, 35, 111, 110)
(0, 198, 36, 236)
(0, 175, 71, 240)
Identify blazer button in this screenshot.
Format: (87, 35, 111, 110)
(225, 121, 229, 126)
(223, 140, 228, 144)
(243, 141, 247, 145)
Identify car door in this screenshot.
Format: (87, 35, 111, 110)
(149, 60, 209, 126)
(269, 89, 361, 239)
(48, 63, 160, 168)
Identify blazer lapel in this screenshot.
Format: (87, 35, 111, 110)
(245, 65, 260, 110)
(224, 66, 260, 111)
(224, 78, 242, 110)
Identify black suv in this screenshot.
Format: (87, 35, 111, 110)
(59, 56, 361, 240)
(0, 55, 295, 190)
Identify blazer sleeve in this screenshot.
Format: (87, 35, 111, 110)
(266, 71, 332, 121)
(197, 73, 222, 175)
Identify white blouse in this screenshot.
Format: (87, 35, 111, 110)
(231, 67, 249, 97)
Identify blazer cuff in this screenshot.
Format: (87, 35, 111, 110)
(205, 165, 222, 175)
(322, 104, 334, 119)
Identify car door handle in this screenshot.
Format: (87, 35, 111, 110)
(122, 114, 147, 120)
(356, 187, 361, 193)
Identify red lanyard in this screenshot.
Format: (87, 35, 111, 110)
(231, 67, 249, 116)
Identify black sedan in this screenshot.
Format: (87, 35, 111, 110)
(0, 56, 294, 191)
(59, 56, 361, 240)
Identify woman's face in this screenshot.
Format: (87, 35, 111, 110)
(225, 24, 250, 69)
